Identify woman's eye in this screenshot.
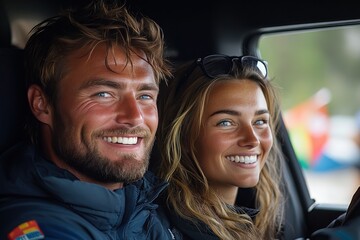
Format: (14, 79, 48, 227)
(254, 119, 268, 125)
(217, 120, 232, 127)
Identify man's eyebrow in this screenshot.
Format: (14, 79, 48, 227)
(79, 78, 159, 91)
(138, 82, 159, 92)
(210, 109, 269, 117)
(80, 78, 122, 90)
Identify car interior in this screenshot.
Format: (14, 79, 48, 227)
(1, 1, 360, 239)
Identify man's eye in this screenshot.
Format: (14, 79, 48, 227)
(139, 94, 152, 100)
(97, 92, 111, 98)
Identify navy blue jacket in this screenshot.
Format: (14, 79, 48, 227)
(160, 188, 260, 240)
(165, 205, 259, 240)
(0, 142, 179, 239)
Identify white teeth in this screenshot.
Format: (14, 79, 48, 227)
(226, 155, 257, 164)
(103, 136, 138, 145)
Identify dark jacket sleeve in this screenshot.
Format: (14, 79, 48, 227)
(310, 187, 360, 240)
(310, 217, 360, 240)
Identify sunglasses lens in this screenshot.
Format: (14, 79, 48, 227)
(202, 55, 232, 78)
(241, 56, 267, 78)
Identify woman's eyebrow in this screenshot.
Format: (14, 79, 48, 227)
(210, 109, 269, 117)
(255, 109, 270, 115)
(210, 109, 239, 117)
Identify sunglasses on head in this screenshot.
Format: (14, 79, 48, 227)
(175, 54, 268, 95)
(196, 54, 268, 79)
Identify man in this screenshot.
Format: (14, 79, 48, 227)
(0, 1, 178, 239)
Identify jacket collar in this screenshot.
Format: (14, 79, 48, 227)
(1, 142, 169, 231)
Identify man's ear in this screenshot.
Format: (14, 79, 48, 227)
(27, 84, 53, 126)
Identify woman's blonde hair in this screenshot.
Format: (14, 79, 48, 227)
(158, 60, 284, 240)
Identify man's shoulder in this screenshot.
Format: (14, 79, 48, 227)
(152, 203, 184, 240)
(0, 198, 96, 240)
(2, 219, 93, 240)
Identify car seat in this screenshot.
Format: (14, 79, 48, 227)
(0, 2, 27, 153)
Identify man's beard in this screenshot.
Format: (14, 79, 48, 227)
(51, 118, 153, 184)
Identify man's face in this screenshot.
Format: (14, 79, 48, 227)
(47, 44, 159, 184)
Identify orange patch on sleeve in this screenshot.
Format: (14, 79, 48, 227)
(8, 220, 44, 240)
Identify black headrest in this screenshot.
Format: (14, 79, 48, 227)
(0, 48, 27, 153)
(0, 2, 11, 47)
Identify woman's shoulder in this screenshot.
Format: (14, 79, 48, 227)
(157, 201, 220, 240)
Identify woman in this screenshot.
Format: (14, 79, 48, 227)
(157, 55, 284, 240)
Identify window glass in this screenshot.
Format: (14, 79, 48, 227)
(259, 26, 360, 205)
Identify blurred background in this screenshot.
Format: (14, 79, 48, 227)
(259, 26, 360, 205)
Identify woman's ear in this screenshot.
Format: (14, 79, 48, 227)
(27, 84, 52, 126)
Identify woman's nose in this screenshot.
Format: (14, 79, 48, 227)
(237, 125, 260, 148)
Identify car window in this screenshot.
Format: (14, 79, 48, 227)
(259, 25, 360, 206)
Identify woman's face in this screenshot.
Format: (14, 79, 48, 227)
(196, 79, 273, 203)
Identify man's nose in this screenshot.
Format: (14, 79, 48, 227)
(114, 94, 144, 126)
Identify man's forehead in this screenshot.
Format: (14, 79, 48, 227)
(63, 43, 153, 75)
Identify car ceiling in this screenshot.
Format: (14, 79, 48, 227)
(3, 0, 360, 61)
